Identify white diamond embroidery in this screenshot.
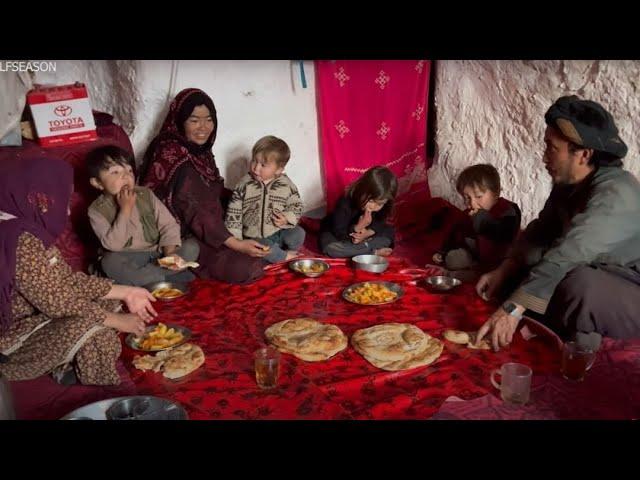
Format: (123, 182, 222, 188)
(335, 120, 350, 139)
(412, 104, 424, 121)
(334, 67, 350, 87)
(376, 122, 391, 140)
(374, 70, 391, 90)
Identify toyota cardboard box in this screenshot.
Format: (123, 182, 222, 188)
(27, 83, 97, 147)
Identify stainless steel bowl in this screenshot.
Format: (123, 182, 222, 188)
(424, 275, 461, 292)
(125, 323, 191, 352)
(342, 281, 404, 305)
(105, 396, 186, 421)
(289, 258, 330, 278)
(106, 397, 154, 420)
(61, 395, 188, 420)
(143, 281, 189, 301)
(352, 254, 389, 273)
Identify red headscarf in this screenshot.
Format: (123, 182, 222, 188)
(141, 88, 222, 214)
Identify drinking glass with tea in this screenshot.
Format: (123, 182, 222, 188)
(561, 341, 596, 382)
(254, 346, 280, 389)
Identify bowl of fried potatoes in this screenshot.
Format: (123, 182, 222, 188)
(144, 281, 189, 301)
(342, 281, 404, 305)
(125, 322, 191, 352)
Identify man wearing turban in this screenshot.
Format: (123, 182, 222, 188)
(475, 96, 640, 352)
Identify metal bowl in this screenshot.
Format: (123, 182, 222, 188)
(352, 254, 389, 273)
(105, 396, 187, 420)
(125, 323, 191, 352)
(289, 258, 330, 278)
(143, 281, 189, 302)
(424, 275, 461, 292)
(342, 281, 404, 305)
(61, 396, 188, 420)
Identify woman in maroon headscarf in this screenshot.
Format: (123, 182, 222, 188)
(0, 157, 157, 385)
(141, 88, 267, 284)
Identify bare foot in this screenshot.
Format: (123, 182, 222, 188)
(374, 247, 393, 257)
(285, 251, 300, 261)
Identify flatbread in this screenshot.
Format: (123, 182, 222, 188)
(158, 256, 200, 269)
(443, 329, 470, 344)
(162, 344, 205, 379)
(351, 323, 443, 371)
(467, 332, 491, 350)
(132, 343, 205, 379)
(265, 318, 348, 362)
(442, 329, 491, 350)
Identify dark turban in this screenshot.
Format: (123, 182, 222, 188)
(545, 95, 627, 164)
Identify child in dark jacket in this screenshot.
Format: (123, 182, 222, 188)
(319, 166, 397, 258)
(434, 164, 521, 272)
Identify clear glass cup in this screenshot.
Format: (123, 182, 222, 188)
(491, 362, 532, 405)
(254, 347, 280, 389)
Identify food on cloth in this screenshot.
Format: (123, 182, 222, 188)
(345, 282, 398, 304)
(265, 318, 348, 361)
(135, 323, 185, 351)
(133, 343, 205, 379)
(351, 323, 443, 371)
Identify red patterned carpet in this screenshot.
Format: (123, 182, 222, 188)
(10, 212, 640, 420)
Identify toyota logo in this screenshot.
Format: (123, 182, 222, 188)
(54, 105, 72, 117)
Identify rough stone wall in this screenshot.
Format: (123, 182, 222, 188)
(429, 60, 640, 224)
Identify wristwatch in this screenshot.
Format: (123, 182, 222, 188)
(501, 301, 523, 320)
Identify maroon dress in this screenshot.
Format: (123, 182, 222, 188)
(141, 88, 264, 284)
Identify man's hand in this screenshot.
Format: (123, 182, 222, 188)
(476, 304, 524, 351)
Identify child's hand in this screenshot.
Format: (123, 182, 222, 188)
(468, 207, 483, 216)
(272, 211, 288, 228)
(355, 209, 373, 232)
(432, 252, 444, 264)
(116, 186, 137, 213)
(350, 228, 375, 244)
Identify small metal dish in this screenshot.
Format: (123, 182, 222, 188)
(424, 275, 462, 292)
(143, 281, 189, 302)
(288, 258, 330, 278)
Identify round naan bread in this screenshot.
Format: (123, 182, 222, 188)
(351, 323, 443, 371)
(265, 318, 348, 362)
